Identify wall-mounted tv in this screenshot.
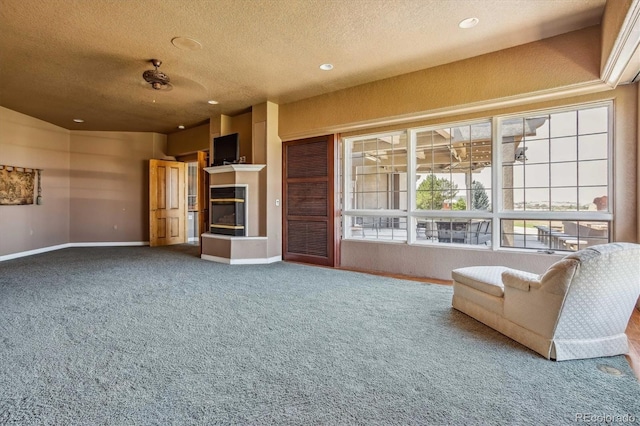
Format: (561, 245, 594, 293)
(212, 133, 240, 166)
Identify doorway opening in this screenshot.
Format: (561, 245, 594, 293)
(177, 151, 209, 249)
(187, 161, 199, 244)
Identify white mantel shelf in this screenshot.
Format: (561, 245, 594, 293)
(204, 164, 266, 174)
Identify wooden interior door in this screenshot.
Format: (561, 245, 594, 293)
(283, 135, 338, 266)
(149, 159, 187, 247)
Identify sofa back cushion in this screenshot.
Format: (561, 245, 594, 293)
(553, 243, 640, 340)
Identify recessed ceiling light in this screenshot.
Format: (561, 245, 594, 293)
(73, 118, 84, 123)
(178, 125, 185, 129)
(319, 63, 334, 71)
(207, 100, 219, 105)
(459, 17, 479, 29)
(171, 37, 202, 51)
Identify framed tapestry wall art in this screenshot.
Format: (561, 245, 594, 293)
(0, 165, 42, 205)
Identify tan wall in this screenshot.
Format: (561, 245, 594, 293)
(237, 171, 260, 238)
(201, 235, 230, 258)
(229, 237, 268, 259)
(166, 123, 210, 157)
(266, 102, 282, 258)
(253, 102, 282, 257)
(342, 240, 564, 280)
(0, 107, 71, 256)
(69, 130, 167, 243)
(612, 85, 639, 243)
(231, 112, 253, 164)
(201, 235, 269, 261)
(252, 104, 268, 236)
(0, 107, 169, 257)
(279, 26, 604, 141)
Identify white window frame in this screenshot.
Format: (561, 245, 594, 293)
(495, 102, 613, 250)
(340, 101, 614, 251)
(406, 119, 494, 245)
(342, 131, 408, 241)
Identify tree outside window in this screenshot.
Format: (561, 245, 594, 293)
(471, 180, 490, 210)
(416, 175, 459, 210)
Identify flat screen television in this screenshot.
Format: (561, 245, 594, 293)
(212, 133, 240, 166)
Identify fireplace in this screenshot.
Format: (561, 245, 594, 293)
(209, 186, 246, 236)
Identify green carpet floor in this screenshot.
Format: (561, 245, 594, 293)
(0, 245, 638, 424)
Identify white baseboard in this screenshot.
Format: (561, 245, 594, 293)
(0, 241, 149, 262)
(201, 254, 282, 265)
(70, 242, 149, 248)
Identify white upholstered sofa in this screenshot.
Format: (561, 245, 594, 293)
(451, 243, 640, 361)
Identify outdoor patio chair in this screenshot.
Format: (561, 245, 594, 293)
(437, 220, 491, 245)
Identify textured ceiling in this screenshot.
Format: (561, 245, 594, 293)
(0, 0, 606, 134)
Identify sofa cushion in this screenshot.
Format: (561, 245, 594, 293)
(451, 266, 509, 297)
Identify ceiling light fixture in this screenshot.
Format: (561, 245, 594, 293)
(178, 125, 185, 130)
(73, 118, 84, 123)
(319, 63, 334, 71)
(143, 59, 171, 90)
(207, 100, 219, 105)
(171, 37, 203, 51)
(458, 17, 479, 29)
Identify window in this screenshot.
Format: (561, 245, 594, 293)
(343, 133, 408, 241)
(341, 103, 612, 251)
(415, 122, 492, 211)
(500, 105, 611, 250)
(412, 122, 493, 246)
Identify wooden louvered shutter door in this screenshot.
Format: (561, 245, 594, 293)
(283, 135, 338, 266)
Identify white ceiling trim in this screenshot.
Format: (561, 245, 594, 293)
(601, 0, 640, 86)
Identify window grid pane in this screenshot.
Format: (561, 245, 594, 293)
(501, 220, 609, 251)
(342, 104, 611, 252)
(502, 105, 609, 213)
(415, 218, 491, 246)
(415, 121, 492, 213)
(347, 216, 407, 242)
(348, 134, 408, 211)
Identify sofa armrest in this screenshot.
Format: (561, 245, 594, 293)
(538, 258, 579, 295)
(502, 269, 541, 292)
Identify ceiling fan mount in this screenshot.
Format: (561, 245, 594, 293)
(142, 59, 171, 90)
